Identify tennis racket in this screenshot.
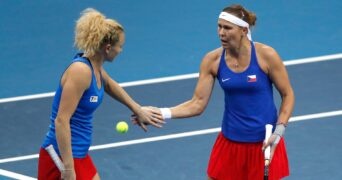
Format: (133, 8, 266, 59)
(264, 124, 273, 180)
(45, 145, 65, 172)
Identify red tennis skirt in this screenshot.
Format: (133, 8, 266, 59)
(38, 148, 97, 180)
(207, 133, 289, 180)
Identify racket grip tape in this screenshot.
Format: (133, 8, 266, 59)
(264, 124, 273, 160)
(45, 145, 65, 172)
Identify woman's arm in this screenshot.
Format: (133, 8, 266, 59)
(101, 69, 163, 131)
(264, 47, 295, 126)
(260, 45, 295, 160)
(169, 51, 218, 118)
(55, 62, 92, 177)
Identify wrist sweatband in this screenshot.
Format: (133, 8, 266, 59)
(160, 108, 172, 120)
(273, 124, 286, 144)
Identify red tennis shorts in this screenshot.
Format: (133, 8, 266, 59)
(207, 133, 289, 180)
(38, 148, 97, 180)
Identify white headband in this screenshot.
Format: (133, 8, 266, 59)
(219, 12, 252, 40)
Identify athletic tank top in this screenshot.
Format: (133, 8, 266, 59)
(42, 53, 104, 158)
(217, 42, 277, 142)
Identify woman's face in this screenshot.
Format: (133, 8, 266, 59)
(105, 32, 125, 62)
(217, 19, 245, 49)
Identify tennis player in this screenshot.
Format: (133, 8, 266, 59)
(38, 8, 163, 180)
(137, 4, 295, 180)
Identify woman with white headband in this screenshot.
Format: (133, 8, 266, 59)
(134, 4, 294, 180)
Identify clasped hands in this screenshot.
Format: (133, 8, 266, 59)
(131, 106, 165, 131)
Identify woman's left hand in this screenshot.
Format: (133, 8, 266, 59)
(262, 134, 280, 162)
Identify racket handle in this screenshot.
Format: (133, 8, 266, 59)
(264, 124, 273, 160)
(45, 145, 65, 172)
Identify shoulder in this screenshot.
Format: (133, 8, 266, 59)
(62, 62, 92, 88)
(200, 47, 222, 68)
(67, 62, 92, 77)
(254, 42, 284, 70)
(254, 42, 279, 59)
(203, 47, 222, 61)
(200, 47, 223, 76)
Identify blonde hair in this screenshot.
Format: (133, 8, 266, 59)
(74, 8, 124, 56)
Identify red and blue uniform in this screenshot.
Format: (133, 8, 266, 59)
(38, 53, 104, 179)
(207, 42, 289, 180)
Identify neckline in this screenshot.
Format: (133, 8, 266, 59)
(223, 41, 254, 74)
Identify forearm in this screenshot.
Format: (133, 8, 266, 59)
(166, 98, 206, 119)
(106, 80, 140, 112)
(55, 117, 74, 169)
(272, 94, 293, 144)
(277, 90, 295, 125)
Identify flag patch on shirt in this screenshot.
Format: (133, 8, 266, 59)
(247, 75, 257, 82)
(90, 96, 98, 102)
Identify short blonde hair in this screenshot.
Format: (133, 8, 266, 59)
(74, 8, 124, 56)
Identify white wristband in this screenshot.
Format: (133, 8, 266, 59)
(160, 108, 172, 120)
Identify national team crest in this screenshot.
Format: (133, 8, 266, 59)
(247, 75, 257, 82)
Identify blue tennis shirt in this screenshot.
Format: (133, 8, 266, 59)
(217, 42, 277, 142)
(42, 53, 104, 158)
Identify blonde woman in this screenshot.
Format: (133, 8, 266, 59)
(38, 8, 163, 180)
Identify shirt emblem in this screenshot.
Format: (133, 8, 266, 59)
(222, 78, 231, 82)
(247, 75, 257, 82)
(90, 96, 98, 102)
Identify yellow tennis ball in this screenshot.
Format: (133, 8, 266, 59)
(116, 121, 128, 134)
